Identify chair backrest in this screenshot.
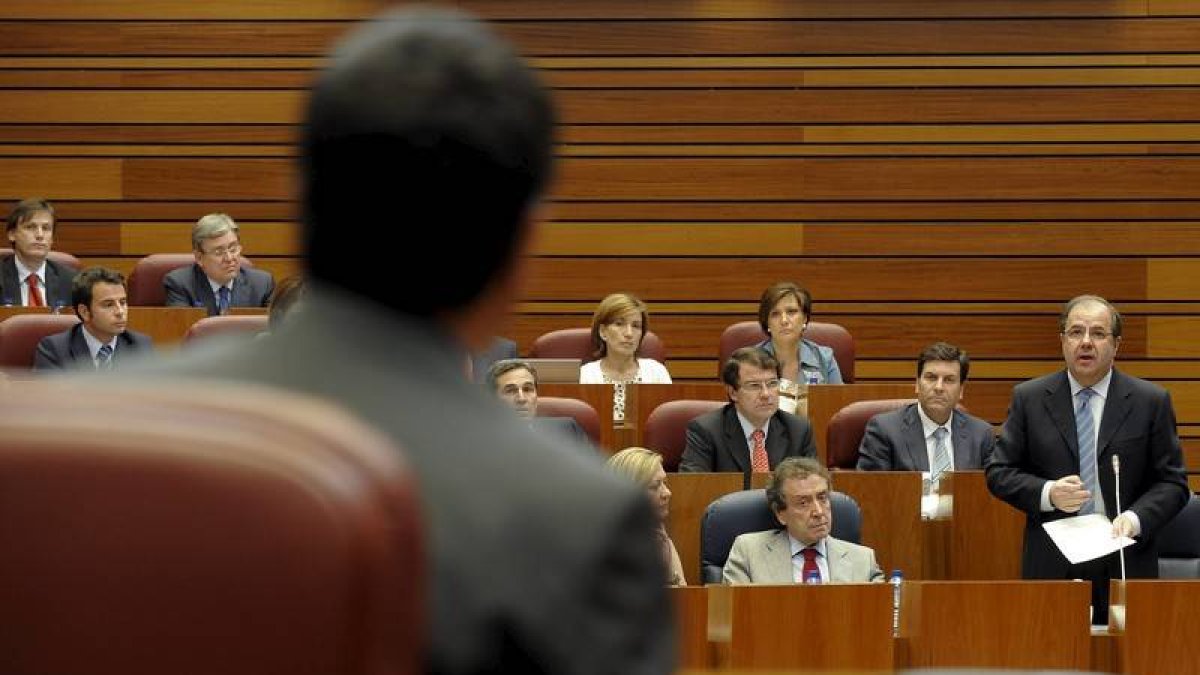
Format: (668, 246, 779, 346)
(826, 398, 915, 469)
(0, 313, 80, 369)
(717, 320, 856, 383)
(537, 396, 601, 444)
(127, 253, 255, 306)
(699, 488, 862, 584)
(0, 379, 424, 675)
(1159, 494, 1200, 579)
(0, 249, 83, 273)
(643, 399, 725, 471)
(184, 314, 270, 344)
(530, 327, 666, 363)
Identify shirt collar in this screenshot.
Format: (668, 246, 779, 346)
(81, 324, 117, 360)
(1067, 368, 1113, 400)
(735, 409, 771, 441)
(788, 532, 827, 559)
(13, 255, 45, 284)
(207, 273, 235, 295)
(916, 403, 952, 439)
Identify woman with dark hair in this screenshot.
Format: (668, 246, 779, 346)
(756, 281, 843, 386)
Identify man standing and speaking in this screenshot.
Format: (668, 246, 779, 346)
(987, 295, 1188, 624)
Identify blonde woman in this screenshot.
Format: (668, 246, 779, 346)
(607, 447, 687, 586)
(580, 292, 671, 422)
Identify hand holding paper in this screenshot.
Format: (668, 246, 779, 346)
(1043, 513, 1135, 565)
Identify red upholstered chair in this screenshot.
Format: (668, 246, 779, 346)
(127, 253, 256, 306)
(643, 399, 726, 471)
(825, 398, 915, 469)
(530, 327, 667, 363)
(0, 248, 83, 272)
(0, 313, 80, 369)
(537, 396, 601, 444)
(184, 314, 269, 345)
(717, 320, 856, 383)
(0, 379, 425, 675)
(126, 253, 194, 306)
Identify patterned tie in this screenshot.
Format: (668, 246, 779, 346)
(800, 547, 821, 583)
(96, 344, 113, 370)
(1076, 388, 1098, 515)
(26, 274, 44, 307)
(217, 285, 231, 315)
(930, 426, 951, 482)
(750, 429, 769, 473)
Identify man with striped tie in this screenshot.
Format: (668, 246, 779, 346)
(34, 266, 154, 371)
(987, 295, 1188, 625)
(856, 342, 995, 478)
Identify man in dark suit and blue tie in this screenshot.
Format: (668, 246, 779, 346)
(987, 295, 1188, 624)
(163, 213, 274, 316)
(34, 266, 154, 371)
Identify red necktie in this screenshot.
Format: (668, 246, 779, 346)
(801, 548, 821, 583)
(750, 429, 769, 473)
(26, 274, 44, 307)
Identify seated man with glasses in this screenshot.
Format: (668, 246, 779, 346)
(680, 346, 816, 480)
(164, 212, 274, 316)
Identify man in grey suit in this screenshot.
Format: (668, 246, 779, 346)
(680, 347, 816, 485)
(1, 198, 73, 308)
(987, 295, 1188, 625)
(131, 8, 672, 674)
(488, 358, 592, 448)
(35, 267, 154, 371)
(724, 457, 883, 584)
(163, 212, 274, 316)
(857, 342, 995, 477)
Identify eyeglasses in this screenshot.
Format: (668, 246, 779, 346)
(202, 242, 242, 259)
(740, 379, 781, 394)
(1062, 327, 1114, 342)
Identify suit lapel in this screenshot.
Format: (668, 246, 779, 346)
(0, 257, 17, 304)
(231, 268, 251, 306)
(193, 265, 218, 315)
(901, 405, 929, 471)
(765, 530, 795, 583)
(1097, 369, 1133, 456)
(1042, 371, 1079, 460)
(68, 324, 91, 365)
(826, 537, 852, 582)
(951, 410, 974, 469)
(722, 406, 751, 474)
(766, 412, 789, 466)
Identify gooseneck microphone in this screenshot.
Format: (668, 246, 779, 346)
(1112, 454, 1127, 583)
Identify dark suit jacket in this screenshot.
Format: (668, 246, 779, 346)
(857, 403, 995, 471)
(986, 368, 1189, 579)
(532, 415, 592, 449)
(125, 287, 674, 674)
(33, 323, 154, 371)
(679, 403, 816, 481)
(163, 263, 274, 316)
(472, 336, 518, 380)
(0, 255, 74, 308)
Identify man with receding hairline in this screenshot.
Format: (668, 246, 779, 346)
(987, 294, 1188, 625)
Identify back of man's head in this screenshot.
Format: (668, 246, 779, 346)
(301, 8, 555, 316)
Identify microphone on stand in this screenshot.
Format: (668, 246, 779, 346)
(1112, 454, 1127, 583)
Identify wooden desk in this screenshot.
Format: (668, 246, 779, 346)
(709, 583, 893, 670)
(671, 586, 710, 670)
(1112, 579, 1200, 674)
(0, 306, 208, 348)
(902, 580, 1091, 670)
(831, 471, 925, 579)
(945, 471, 1024, 579)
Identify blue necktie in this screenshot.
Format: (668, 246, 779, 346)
(1076, 388, 1098, 514)
(217, 285, 231, 315)
(96, 344, 113, 370)
(930, 426, 951, 482)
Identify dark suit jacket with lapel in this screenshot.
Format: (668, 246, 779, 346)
(856, 403, 995, 471)
(679, 403, 816, 479)
(532, 415, 593, 449)
(163, 263, 275, 316)
(33, 323, 155, 371)
(0, 255, 75, 308)
(986, 368, 1189, 579)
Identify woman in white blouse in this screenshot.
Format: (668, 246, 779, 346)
(579, 292, 671, 421)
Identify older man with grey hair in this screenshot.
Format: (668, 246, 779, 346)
(164, 212, 274, 316)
